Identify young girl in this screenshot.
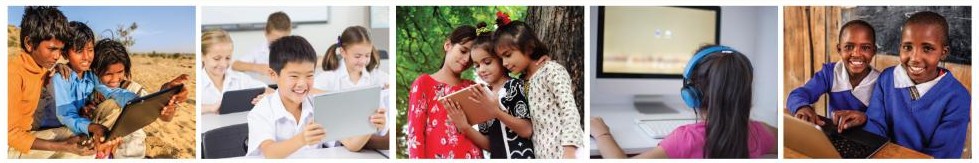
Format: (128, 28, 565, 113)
(492, 13, 582, 159)
(406, 25, 482, 159)
(863, 11, 969, 158)
(314, 26, 389, 151)
(442, 22, 535, 159)
(787, 20, 880, 132)
(591, 45, 776, 158)
(200, 29, 270, 114)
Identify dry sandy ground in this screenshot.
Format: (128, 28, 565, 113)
(129, 55, 196, 159)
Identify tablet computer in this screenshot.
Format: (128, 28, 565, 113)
(218, 87, 266, 114)
(312, 86, 381, 141)
(438, 84, 495, 125)
(107, 84, 184, 140)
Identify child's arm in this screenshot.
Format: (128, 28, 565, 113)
(786, 66, 831, 122)
(247, 109, 325, 158)
(861, 80, 889, 137)
(923, 94, 970, 158)
(592, 117, 669, 159)
(231, 60, 270, 74)
(406, 82, 428, 158)
(443, 99, 490, 150)
(52, 74, 94, 136)
(546, 68, 583, 159)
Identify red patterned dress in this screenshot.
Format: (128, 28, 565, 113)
(406, 74, 482, 159)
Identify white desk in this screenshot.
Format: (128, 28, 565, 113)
(202, 112, 249, 132)
(235, 148, 388, 159)
(589, 99, 695, 156)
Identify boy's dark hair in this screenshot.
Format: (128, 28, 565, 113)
(689, 45, 754, 158)
(92, 39, 132, 78)
(266, 11, 292, 34)
(322, 26, 379, 72)
(839, 20, 876, 44)
(63, 21, 95, 57)
(904, 11, 949, 45)
(20, 6, 69, 53)
(269, 35, 317, 73)
(493, 20, 549, 60)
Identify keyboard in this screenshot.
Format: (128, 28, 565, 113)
(828, 130, 875, 158)
(637, 119, 697, 139)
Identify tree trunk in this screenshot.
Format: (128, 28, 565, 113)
(525, 6, 585, 127)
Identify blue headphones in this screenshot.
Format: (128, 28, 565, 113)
(680, 45, 737, 109)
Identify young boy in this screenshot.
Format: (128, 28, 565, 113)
(231, 11, 292, 82)
(246, 36, 385, 158)
(862, 11, 970, 158)
(8, 6, 93, 158)
(787, 20, 880, 132)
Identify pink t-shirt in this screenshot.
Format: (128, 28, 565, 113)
(658, 121, 775, 158)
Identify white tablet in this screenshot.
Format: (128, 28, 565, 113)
(312, 86, 382, 141)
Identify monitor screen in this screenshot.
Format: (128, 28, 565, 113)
(597, 6, 720, 78)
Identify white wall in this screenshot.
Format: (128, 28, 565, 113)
(590, 6, 778, 125)
(216, 6, 389, 71)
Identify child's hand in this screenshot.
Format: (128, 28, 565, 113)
(160, 98, 178, 122)
(60, 136, 95, 156)
(81, 102, 97, 118)
(162, 74, 190, 102)
(793, 106, 824, 125)
(87, 124, 110, 151)
(467, 84, 501, 117)
(590, 117, 611, 138)
(301, 121, 326, 145)
(832, 110, 867, 133)
(370, 107, 386, 130)
(95, 137, 122, 158)
(441, 99, 470, 132)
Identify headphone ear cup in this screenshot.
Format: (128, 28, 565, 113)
(680, 86, 701, 109)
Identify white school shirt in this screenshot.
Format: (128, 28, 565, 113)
(233, 44, 275, 84)
(246, 91, 319, 157)
(829, 61, 880, 105)
(313, 59, 391, 135)
(893, 64, 946, 96)
(199, 67, 267, 106)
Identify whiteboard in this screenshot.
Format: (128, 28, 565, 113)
(202, 6, 329, 31)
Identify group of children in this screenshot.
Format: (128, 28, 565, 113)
(406, 11, 584, 159)
(199, 11, 390, 158)
(787, 11, 970, 158)
(8, 6, 190, 159)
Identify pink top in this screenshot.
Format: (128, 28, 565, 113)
(658, 121, 775, 158)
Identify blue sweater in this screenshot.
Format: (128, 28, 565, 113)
(787, 63, 872, 115)
(863, 66, 970, 158)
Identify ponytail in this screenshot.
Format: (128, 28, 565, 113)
(322, 26, 380, 72)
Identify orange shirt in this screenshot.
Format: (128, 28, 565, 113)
(8, 52, 48, 154)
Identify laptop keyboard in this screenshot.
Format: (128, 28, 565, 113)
(828, 133, 874, 158)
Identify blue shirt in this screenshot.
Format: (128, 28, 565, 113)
(787, 63, 878, 116)
(863, 66, 970, 158)
(53, 70, 137, 136)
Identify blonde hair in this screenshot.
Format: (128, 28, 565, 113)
(201, 29, 233, 56)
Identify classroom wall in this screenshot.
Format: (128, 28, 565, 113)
(222, 6, 390, 71)
(590, 6, 779, 125)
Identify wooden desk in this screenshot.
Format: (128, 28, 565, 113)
(785, 142, 931, 158)
(783, 109, 931, 158)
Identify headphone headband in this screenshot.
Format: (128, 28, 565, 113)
(683, 45, 735, 79)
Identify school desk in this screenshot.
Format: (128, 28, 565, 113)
(234, 148, 388, 159)
(781, 108, 932, 158)
(589, 97, 695, 156)
(784, 143, 931, 158)
(202, 112, 249, 132)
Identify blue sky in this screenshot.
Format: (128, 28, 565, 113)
(9, 6, 195, 53)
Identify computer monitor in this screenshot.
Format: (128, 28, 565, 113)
(596, 6, 720, 79)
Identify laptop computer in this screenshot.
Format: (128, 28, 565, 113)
(312, 86, 381, 141)
(784, 114, 889, 158)
(217, 87, 266, 114)
(106, 84, 184, 140)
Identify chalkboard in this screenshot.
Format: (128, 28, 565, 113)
(842, 6, 971, 64)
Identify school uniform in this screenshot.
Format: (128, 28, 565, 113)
(863, 65, 970, 158)
(313, 59, 390, 135)
(787, 62, 880, 116)
(246, 91, 321, 157)
(199, 67, 267, 106)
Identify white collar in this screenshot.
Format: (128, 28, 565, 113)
(268, 90, 315, 125)
(201, 67, 247, 92)
(336, 58, 373, 85)
(830, 62, 880, 105)
(893, 64, 946, 97)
